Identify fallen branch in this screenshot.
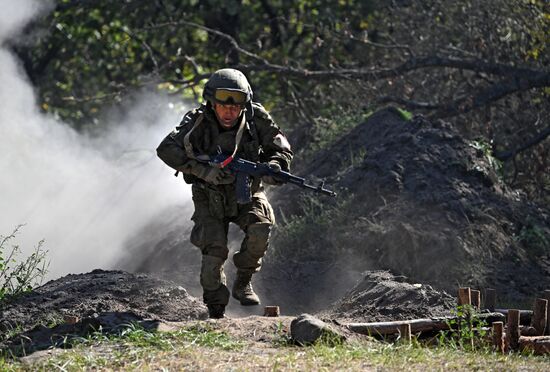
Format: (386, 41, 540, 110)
(495, 309, 533, 325)
(519, 336, 550, 355)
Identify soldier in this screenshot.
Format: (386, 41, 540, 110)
(157, 68, 293, 319)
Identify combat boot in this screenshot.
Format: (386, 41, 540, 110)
(207, 304, 225, 319)
(232, 271, 260, 306)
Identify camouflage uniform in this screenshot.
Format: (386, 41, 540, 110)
(157, 101, 293, 309)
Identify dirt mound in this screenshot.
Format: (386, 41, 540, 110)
(0, 269, 207, 335)
(264, 107, 549, 310)
(322, 271, 455, 322)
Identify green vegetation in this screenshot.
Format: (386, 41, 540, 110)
(1, 323, 549, 371)
(298, 109, 372, 163)
(73, 322, 244, 352)
(469, 139, 504, 177)
(396, 108, 413, 121)
(0, 226, 48, 303)
(437, 305, 489, 352)
(516, 217, 550, 257)
(272, 194, 348, 262)
(20, 0, 375, 128)
(9, 0, 549, 202)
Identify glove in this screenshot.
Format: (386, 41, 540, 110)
(194, 164, 235, 185)
(262, 161, 284, 186)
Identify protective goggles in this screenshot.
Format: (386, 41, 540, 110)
(214, 89, 247, 105)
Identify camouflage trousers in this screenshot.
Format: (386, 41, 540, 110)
(189, 183, 275, 306)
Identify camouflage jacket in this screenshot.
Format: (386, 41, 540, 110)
(157, 102, 293, 188)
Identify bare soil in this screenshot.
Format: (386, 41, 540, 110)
(322, 270, 455, 322)
(264, 108, 550, 310)
(0, 269, 206, 355)
(0, 268, 448, 357)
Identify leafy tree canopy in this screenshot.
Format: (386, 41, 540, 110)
(10, 0, 550, 202)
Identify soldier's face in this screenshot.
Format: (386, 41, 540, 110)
(214, 103, 243, 129)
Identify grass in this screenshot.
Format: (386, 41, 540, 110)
(2, 322, 549, 371)
(272, 194, 348, 263)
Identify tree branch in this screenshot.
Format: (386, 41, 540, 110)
(432, 73, 550, 118)
(377, 96, 440, 110)
(145, 20, 550, 119)
(493, 124, 550, 161)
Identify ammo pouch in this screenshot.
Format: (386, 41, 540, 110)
(194, 183, 238, 220)
(183, 173, 199, 184)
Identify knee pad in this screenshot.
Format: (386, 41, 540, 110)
(190, 217, 228, 250)
(200, 255, 226, 291)
(233, 223, 272, 271)
(245, 223, 272, 257)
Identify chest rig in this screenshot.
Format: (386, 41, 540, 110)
(182, 107, 261, 183)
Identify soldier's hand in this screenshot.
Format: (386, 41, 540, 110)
(262, 161, 284, 186)
(197, 165, 235, 185)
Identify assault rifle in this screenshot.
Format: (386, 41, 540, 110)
(196, 153, 337, 204)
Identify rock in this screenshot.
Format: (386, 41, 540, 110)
(290, 314, 346, 345)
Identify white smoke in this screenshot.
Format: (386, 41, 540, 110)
(0, 0, 192, 279)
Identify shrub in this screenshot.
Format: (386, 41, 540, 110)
(0, 225, 49, 303)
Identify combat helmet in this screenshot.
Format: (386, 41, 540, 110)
(203, 68, 254, 118)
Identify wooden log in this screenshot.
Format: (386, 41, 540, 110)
(481, 312, 507, 324)
(520, 325, 538, 337)
(544, 290, 550, 336)
(345, 313, 505, 336)
(492, 321, 504, 353)
(398, 323, 411, 344)
(347, 318, 450, 336)
(495, 309, 533, 325)
(458, 287, 471, 306)
(519, 336, 550, 355)
(471, 290, 481, 310)
(531, 298, 548, 336)
(484, 288, 496, 311)
(506, 309, 521, 352)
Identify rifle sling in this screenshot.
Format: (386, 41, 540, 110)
(183, 112, 204, 160)
(183, 110, 247, 167)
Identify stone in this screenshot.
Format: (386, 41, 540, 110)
(290, 314, 345, 345)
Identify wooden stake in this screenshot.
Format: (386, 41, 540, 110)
(544, 290, 550, 336)
(264, 306, 280, 317)
(492, 321, 504, 353)
(471, 290, 481, 310)
(484, 288, 496, 311)
(64, 315, 79, 325)
(458, 287, 471, 306)
(506, 309, 521, 352)
(398, 323, 411, 344)
(532, 298, 548, 336)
